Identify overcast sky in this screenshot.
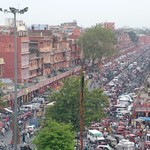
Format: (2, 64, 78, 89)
(0, 0, 150, 28)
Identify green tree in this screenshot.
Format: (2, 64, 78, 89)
(33, 120, 75, 150)
(46, 76, 108, 131)
(78, 24, 116, 67)
(0, 81, 4, 108)
(128, 31, 139, 44)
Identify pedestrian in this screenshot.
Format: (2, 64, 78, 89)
(0, 141, 6, 148)
(135, 142, 139, 150)
(22, 131, 26, 143)
(27, 145, 32, 150)
(1, 127, 5, 137)
(22, 141, 27, 149)
(27, 132, 30, 144)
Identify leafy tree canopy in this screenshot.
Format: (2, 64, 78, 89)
(128, 31, 139, 43)
(78, 24, 116, 65)
(33, 120, 75, 150)
(46, 76, 108, 131)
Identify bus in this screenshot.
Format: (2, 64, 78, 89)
(87, 129, 105, 143)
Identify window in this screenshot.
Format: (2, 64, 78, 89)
(8, 44, 11, 49)
(147, 136, 150, 141)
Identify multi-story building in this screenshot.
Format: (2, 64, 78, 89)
(115, 30, 133, 50)
(30, 24, 49, 30)
(28, 30, 53, 75)
(60, 20, 78, 35)
(0, 21, 82, 83)
(28, 37, 43, 81)
(0, 34, 30, 83)
(0, 58, 5, 78)
(51, 33, 71, 71)
(102, 22, 115, 30)
(69, 28, 81, 67)
(49, 25, 60, 33)
(138, 35, 150, 45)
(20, 37, 30, 84)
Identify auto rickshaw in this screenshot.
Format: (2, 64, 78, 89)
(126, 134, 136, 142)
(105, 135, 117, 148)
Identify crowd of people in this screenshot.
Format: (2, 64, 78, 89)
(84, 45, 150, 150)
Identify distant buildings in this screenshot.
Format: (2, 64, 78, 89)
(115, 29, 133, 50)
(102, 22, 115, 30)
(0, 20, 81, 84)
(138, 35, 150, 45)
(1, 20, 147, 85)
(31, 24, 49, 30)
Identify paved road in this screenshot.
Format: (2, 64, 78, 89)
(0, 129, 12, 145)
(0, 129, 35, 150)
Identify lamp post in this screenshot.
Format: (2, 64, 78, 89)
(0, 7, 28, 150)
(79, 39, 84, 150)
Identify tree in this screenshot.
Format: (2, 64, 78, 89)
(46, 76, 108, 131)
(78, 24, 116, 67)
(0, 81, 4, 108)
(33, 120, 75, 150)
(128, 31, 138, 44)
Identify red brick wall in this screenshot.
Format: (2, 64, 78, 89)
(138, 35, 150, 45)
(0, 35, 21, 82)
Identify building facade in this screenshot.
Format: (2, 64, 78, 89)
(0, 58, 5, 78)
(103, 22, 115, 30)
(0, 35, 30, 83)
(138, 35, 150, 45)
(29, 38, 43, 81)
(115, 30, 133, 50)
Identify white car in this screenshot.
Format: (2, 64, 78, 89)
(118, 95, 133, 102)
(96, 144, 113, 150)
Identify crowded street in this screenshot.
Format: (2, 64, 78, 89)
(0, 44, 150, 150)
(83, 45, 150, 150)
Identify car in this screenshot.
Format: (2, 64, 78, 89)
(96, 144, 114, 150)
(116, 113, 124, 119)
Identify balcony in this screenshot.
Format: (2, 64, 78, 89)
(39, 46, 52, 52)
(22, 64, 29, 69)
(53, 59, 66, 64)
(29, 74, 37, 79)
(21, 51, 30, 55)
(29, 65, 38, 71)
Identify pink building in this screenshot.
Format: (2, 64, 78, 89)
(0, 35, 30, 83)
(138, 35, 150, 45)
(115, 30, 133, 50)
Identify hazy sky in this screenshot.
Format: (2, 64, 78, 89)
(0, 0, 150, 28)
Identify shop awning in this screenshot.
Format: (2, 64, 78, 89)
(136, 117, 150, 122)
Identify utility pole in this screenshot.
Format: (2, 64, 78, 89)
(79, 64, 84, 150)
(0, 7, 28, 150)
(79, 39, 84, 150)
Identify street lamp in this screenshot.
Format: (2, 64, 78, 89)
(0, 7, 28, 150)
